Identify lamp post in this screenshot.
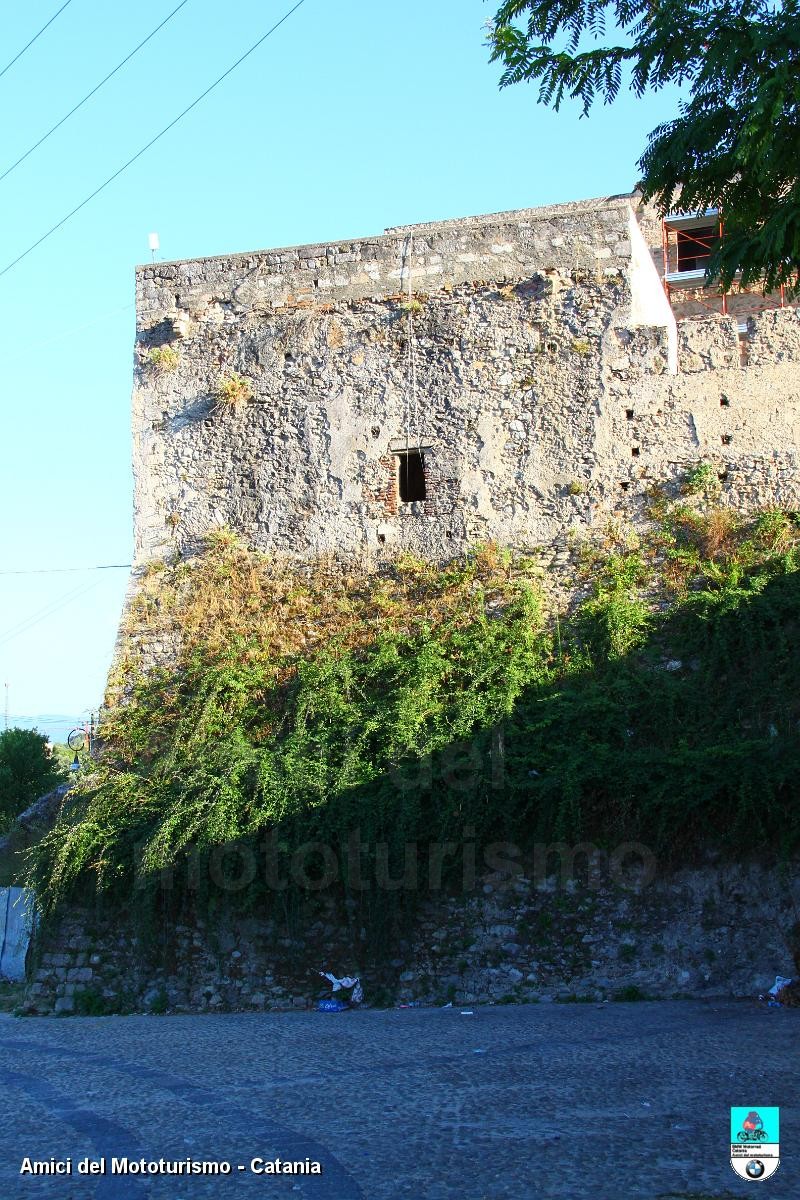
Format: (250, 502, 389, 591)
(67, 711, 97, 773)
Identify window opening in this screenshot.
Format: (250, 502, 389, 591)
(676, 225, 715, 273)
(396, 449, 426, 502)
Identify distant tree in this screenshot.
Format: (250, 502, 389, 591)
(0, 728, 66, 829)
(488, 0, 800, 293)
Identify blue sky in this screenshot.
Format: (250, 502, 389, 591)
(0, 0, 680, 743)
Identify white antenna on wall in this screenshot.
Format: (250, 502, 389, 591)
(148, 231, 160, 262)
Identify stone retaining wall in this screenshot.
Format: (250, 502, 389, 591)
(23, 857, 798, 1015)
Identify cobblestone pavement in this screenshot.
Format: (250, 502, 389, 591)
(0, 1000, 795, 1200)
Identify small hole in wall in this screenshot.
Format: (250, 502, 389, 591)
(377, 533, 386, 544)
(721, 433, 733, 445)
(445, 530, 453, 539)
(625, 409, 634, 420)
(720, 395, 730, 407)
(284, 351, 294, 362)
(620, 481, 631, 492)
(631, 446, 640, 457)
(718, 471, 728, 483)
(546, 341, 558, 353)
(371, 426, 380, 438)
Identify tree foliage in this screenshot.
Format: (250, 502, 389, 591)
(0, 727, 65, 830)
(489, 0, 800, 292)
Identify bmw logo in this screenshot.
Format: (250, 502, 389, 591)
(746, 1160, 766, 1179)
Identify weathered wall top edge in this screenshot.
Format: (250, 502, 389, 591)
(385, 192, 636, 234)
(134, 192, 637, 280)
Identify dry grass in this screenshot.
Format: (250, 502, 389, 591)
(669, 505, 740, 563)
(116, 534, 538, 696)
(216, 372, 253, 408)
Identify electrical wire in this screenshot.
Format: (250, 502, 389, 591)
(0, 0, 193, 185)
(0, 1, 74, 82)
(7, 715, 92, 727)
(0, 579, 101, 648)
(0, 0, 309, 280)
(0, 563, 131, 576)
(8, 302, 134, 355)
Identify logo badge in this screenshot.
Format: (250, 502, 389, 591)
(730, 1107, 780, 1181)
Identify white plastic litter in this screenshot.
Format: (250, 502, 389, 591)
(319, 971, 363, 1004)
(768, 975, 793, 997)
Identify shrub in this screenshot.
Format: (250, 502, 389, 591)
(216, 372, 253, 408)
(613, 985, 650, 1002)
(147, 345, 180, 372)
(73, 987, 109, 1017)
(681, 461, 721, 498)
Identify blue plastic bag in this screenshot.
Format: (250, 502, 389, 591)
(317, 998, 349, 1012)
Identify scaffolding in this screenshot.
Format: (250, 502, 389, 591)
(660, 210, 788, 325)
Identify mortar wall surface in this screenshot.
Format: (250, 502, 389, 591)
(130, 194, 800, 570)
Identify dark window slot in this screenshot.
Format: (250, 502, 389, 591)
(397, 449, 426, 502)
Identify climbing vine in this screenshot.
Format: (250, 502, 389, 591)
(28, 497, 800, 923)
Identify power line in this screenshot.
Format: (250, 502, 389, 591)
(7, 716, 88, 727)
(0, 563, 131, 576)
(0, 0, 193, 185)
(0, 580, 101, 648)
(0, 0, 309, 280)
(9, 302, 134, 355)
(0, 1, 74, 82)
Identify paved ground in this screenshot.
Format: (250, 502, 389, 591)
(0, 1000, 795, 1199)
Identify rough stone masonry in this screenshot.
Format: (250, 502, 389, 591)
(26, 192, 800, 1017)
(131, 190, 800, 570)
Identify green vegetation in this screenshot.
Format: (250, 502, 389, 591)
(147, 345, 180, 372)
(489, 0, 800, 294)
(50, 741, 88, 775)
(0, 981, 26, 1013)
(681, 462, 721, 499)
(0, 728, 65, 833)
(613, 985, 651, 1002)
(28, 496, 800, 933)
(72, 987, 110, 1017)
(216, 372, 254, 408)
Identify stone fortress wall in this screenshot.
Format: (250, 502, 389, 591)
(25, 197, 800, 1017)
(131, 191, 800, 571)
